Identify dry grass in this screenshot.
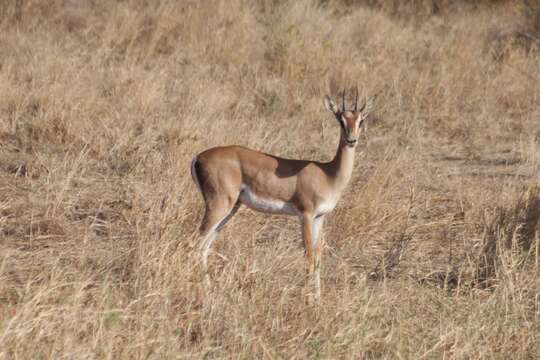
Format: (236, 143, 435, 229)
(1, 0, 539, 358)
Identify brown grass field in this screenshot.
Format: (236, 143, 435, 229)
(1, 0, 540, 358)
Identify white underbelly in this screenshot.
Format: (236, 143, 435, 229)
(239, 185, 297, 215)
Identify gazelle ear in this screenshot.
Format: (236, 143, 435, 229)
(324, 96, 339, 115)
(360, 95, 376, 119)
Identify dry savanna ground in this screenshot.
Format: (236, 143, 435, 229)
(1, 0, 540, 358)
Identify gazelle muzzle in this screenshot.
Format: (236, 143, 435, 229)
(345, 138, 357, 147)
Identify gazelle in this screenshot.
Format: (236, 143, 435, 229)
(190, 89, 375, 302)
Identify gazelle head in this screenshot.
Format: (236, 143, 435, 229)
(324, 88, 375, 148)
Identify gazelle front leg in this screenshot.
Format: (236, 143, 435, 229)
(312, 215, 325, 303)
(301, 213, 321, 303)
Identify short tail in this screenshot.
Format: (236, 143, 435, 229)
(190, 156, 203, 195)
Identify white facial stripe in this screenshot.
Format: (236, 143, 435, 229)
(339, 115, 347, 129)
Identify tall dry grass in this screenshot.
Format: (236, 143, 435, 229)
(0, 0, 539, 358)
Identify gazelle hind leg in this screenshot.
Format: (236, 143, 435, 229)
(199, 226, 217, 281)
(198, 196, 240, 286)
(216, 201, 241, 232)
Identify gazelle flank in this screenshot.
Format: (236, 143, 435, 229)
(190, 88, 375, 302)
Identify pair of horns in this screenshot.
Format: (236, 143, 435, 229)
(341, 87, 365, 113)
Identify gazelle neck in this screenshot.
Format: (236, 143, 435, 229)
(328, 134, 356, 191)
